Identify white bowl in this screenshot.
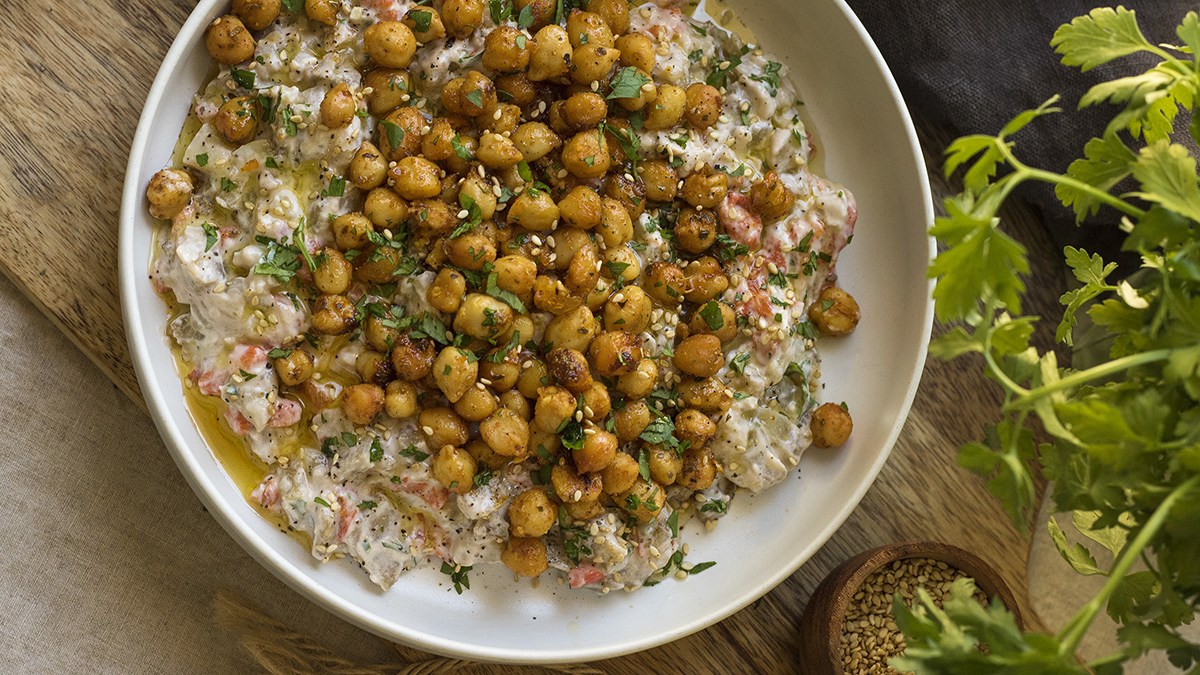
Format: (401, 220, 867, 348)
(119, 0, 933, 663)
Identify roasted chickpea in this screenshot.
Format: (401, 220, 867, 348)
(387, 156, 440, 200)
(567, 10, 614, 48)
(572, 428, 616, 473)
(408, 198, 457, 238)
(482, 25, 533, 72)
(318, 83, 356, 128)
(214, 96, 259, 145)
(612, 399, 650, 443)
(642, 263, 684, 306)
(390, 334, 436, 381)
(419, 118, 455, 161)
(364, 188, 409, 230)
(433, 345, 479, 402)
(420, 407, 470, 449)
(481, 407, 530, 456)
(550, 227, 594, 271)
(353, 246, 401, 283)
(546, 348, 593, 394)
(673, 335, 722, 378)
(364, 68, 412, 116)
(356, 350, 396, 387)
(534, 385, 576, 433)
(509, 489, 556, 537)
(585, 0, 630, 35)
(378, 106, 425, 160)
(599, 451, 638, 494)
(481, 344, 522, 392)
(146, 169, 193, 219)
(750, 171, 796, 220)
(811, 401, 854, 448)
(644, 83, 685, 130)
(497, 73, 537, 107)
(675, 408, 716, 447)
(564, 245, 601, 294)
(552, 461, 602, 503)
(603, 172, 646, 219)
(454, 386, 498, 422)
(444, 232, 497, 271)
(311, 294, 356, 335)
(685, 83, 723, 128)
(274, 348, 314, 386)
(564, 92, 607, 130)
(342, 383, 385, 425)
(502, 536, 549, 577)
(562, 129, 611, 179)
(615, 358, 656, 399)
(466, 438, 508, 470)
(683, 175, 729, 213)
(455, 293, 514, 340)
(364, 21, 417, 68)
(588, 331, 641, 377)
(459, 174, 498, 220)
(809, 286, 861, 337)
(498, 389, 532, 420)
(603, 285, 650, 333)
(616, 68, 657, 112)
(619, 478, 663, 524)
(529, 25, 572, 81)
(364, 314, 399, 353)
(602, 245, 641, 284)
(679, 446, 717, 490)
(585, 276, 613, 311)
(689, 301, 738, 343)
(571, 43, 619, 85)
(678, 376, 733, 414)
(477, 132, 524, 168)
(645, 443, 681, 485)
(615, 33, 654, 72)
(681, 256, 729, 303)
(580, 381, 611, 420)
(544, 305, 597, 352)
(311, 248, 352, 294)
(403, 7, 445, 42)
(384, 380, 419, 419)
(511, 122, 562, 162)
(233, 0, 280, 30)
(433, 445, 477, 494)
(346, 142, 386, 191)
(533, 275, 584, 315)
(546, 99, 571, 136)
(595, 198, 633, 247)
(639, 160, 678, 203)
(518, 359, 551, 399)
(442, 0, 484, 38)
(507, 190, 560, 230)
(493, 255, 538, 300)
(426, 268, 465, 314)
(205, 15, 255, 64)
(305, 0, 337, 24)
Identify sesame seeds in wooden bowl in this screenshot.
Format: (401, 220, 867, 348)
(797, 541, 1022, 675)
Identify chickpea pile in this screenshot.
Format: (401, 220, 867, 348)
(158, 0, 862, 584)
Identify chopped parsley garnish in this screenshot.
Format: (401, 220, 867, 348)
(451, 134, 474, 161)
(516, 3, 534, 28)
(201, 222, 219, 252)
(691, 24, 707, 37)
(440, 562, 472, 594)
(410, 9, 433, 32)
(749, 61, 783, 96)
(485, 271, 527, 313)
(229, 66, 256, 89)
(448, 193, 483, 239)
(267, 348, 292, 359)
(281, 0, 302, 12)
(473, 467, 493, 488)
(220, 177, 236, 192)
(195, 153, 209, 167)
(698, 301, 724, 330)
(730, 351, 751, 375)
(320, 176, 346, 197)
(399, 444, 430, 462)
(607, 67, 652, 100)
(706, 54, 742, 89)
(239, 369, 256, 381)
(313, 496, 332, 508)
(265, 157, 280, 168)
(369, 438, 384, 462)
(700, 499, 728, 514)
(381, 120, 405, 149)
(466, 88, 484, 109)
(558, 507, 593, 565)
(358, 500, 378, 510)
(489, 0, 512, 24)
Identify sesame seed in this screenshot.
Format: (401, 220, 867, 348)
(457, 209, 469, 218)
(422, 426, 434, 435)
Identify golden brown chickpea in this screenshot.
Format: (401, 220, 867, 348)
(681, 256, 729, 303)
(493, 255, 538, 299)
(466, 438, 507, 470)
(311, 294, 356, 335)
(678, 376, 733, 414)
(454, 386, 498, 422)
(514, 0, 556, 29)
(544, 305, 597, 352)
(570, 428, 615, 474)
(604, 285, 650, 333)
(387, 156, 441, 200)
(364, 188, 408, 230)
(444, 233, 498, 271)
(439, 79, 468, 115)
(534, 385, 576, 433)
(353, 246, 401, 283)
(545, 99, 571, 135)
(596, 198, 633, 247)
(585, 276, 613, 311)
(571, 43, 619, 85)
(810, 402, 853, 448)
(603, 172, 646, 220)
(364, 314, 399, 353)
(419, 118, 455, 161)
(564, 245, 601, 294)
(502, 536, 549, 577)
(674, 408, 716, 447)
(507, 190, 560, 230)
(598, 451, 637, 494)
(305, 0, 337, 24)
(563, 91, 607, 129)
(356, 350, 396, 387)
(364, 68, 412, 116)
(552, 461, 602, 503)
(433, 346, 479, 402)
(685, 83, 722, 129)
(384, 380, 419, 419)
(750, 171, 796, 220)
(588, 331, 641, 376)
(509, 489, 556, 537)
(442, 0, 484, 38)
(342, 383, 385, 425)
(478, 344, 519, 391)
(639, 160, 678, 203)
(689, 301, 738, 343)
(498, 389, 532, 420)
(311, 248, 352, 294)
(546, 348, 593, 394)
(585, 0, 630, 35)
(580, 381, 611, 420)
(483, 25, 533, 72)
(497, 73, 537, 107)
(646, 443, 681, 485)
(561, 129, 611, 179)
(428, 268, 467, 313)
(528, 25, 571, 81)
(511, 122, 562, 162)
(347, 142, 386, 190)
(214, 96, 259, 145)
(146, 169, 193, 219)
(433, 445, 477, 494)
(477, 132, 524, 169)
(613, 399, 650, 443)
(454, 293, 514, 340)
(364, 21, 417, 68)
(205, 15, 255, 65)
(420, 407, 470, 449)
(674, 207, 719, 254)
(378, 106, 425, 160)
(550, 227, 595, 271)
(459, 174, 498, 220)
(619, 477, 663, 524)
(679, 446, 717, 490)
(615, 358, 656, 399)
(319, 83, 356, 128)
(491, 103, 523, 135)
(567, 10, 614, 48)
(274, 348, 314, 386)
(602, 245, 641, 284)
(517, 359, 550, 399)
(403, 7, 445, 42)
(644, 83, 685, 130)
(233, 0, 280, 30)
(681, 172, 729, 210)
(809, 286, 861, 337)
(615, 33, 654, 72)
(533, 275, 585, 315)
(480, 407, 530, 456)
(409, 198, 457, 238)
(390, 334, 436, 381)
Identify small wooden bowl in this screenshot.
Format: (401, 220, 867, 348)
(798, 541, 1022, 675)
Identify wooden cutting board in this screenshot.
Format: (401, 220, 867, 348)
(0, 1, 1064, 671)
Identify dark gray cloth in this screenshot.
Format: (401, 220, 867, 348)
(842, 1, 1194, 268)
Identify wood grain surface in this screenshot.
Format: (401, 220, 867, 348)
(1, 1, 1067, 671)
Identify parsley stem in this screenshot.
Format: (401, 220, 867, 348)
(1056, 473, 1200, 656)
(996, 143, 1147, 220)
(1010, 348, 1172, 407)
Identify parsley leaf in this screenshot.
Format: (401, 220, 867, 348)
(607, 67, 652, 100)
(229, 66, 256, 89)
(381, 120, 405, 150)
(201, 222, 219, 252)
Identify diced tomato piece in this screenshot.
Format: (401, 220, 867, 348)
(718, 192, 762, 249)
(393, 478, 449, 510)
(223, 407, 253, 435)
(195, 369, 227, 396)
(251, 476, 281, 512)
(267, 398, 302, 427)
(568, 564, 605, 588)
(336, 493, 358, 543)
(230, 344, 267, 372)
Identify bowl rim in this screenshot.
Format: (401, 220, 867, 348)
(118, 0, 936, 663)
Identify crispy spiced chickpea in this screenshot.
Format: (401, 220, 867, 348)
(602, 245, 641, 284)
(646, 443, 681, 485)
(615, 33, 654, 72)
(403, 7, 445, 42)
(454, 386, 498, 422)
(565, 245, 601, 294)
(388, 156, 441, 200)
(682, 172, 729, 210)
(433, 346, 479, 403)
(612, 399, 650, 443)
(809, 286, 861, 337)
(390, 334, 436, 381)
(206, 15, 255, 64)
(444, 232, 497, 271)
(644, 83, 685, 130)
(564, 91, 607, 129)
(619, 478, 663, 524)
(384, 380, 419, 419)
(493, 255, 538, 300)
(507, 190, 560, 230)
(555, 187, 602, 231)
(311, 294, 356, 335)
(568, 10, 614, 48)
(562, 129, 611, 179)
(356, 350, 396, 387)
(534, 385, 575, 433)
(364, 21, 417, 68)
(503, 536, 549, 577)
(552, 461, 602, 503)
(639, 160, 678, 203)
(442, 0, 483, 38)
(342, 383, 385, 425)
(467, 438, 507, 470)
(364, 68, 412, 115)
(616, 358, 656, 399)
(675, 408, 716, 447)
(574, 428, 617, 473)
(511, 122, 562, 162)
(305, 0, 337, 24)
(477, 132, 524, 169)
(689, 301, 737, 343)
(455, 293, 514, 340)
(681, 257, 729, 303)
(546, 348, 593, 394)
(534, 276, 585, 315)
(571, 43, 619, 85)
(529, 25, 571, 81)
(550, 227, 594, 271)
(509, 489, 556, 537)
(596, 198, 633, 247)
(364, 188, 408, 230)
(685, 83, 722, 129)
(588, 331, 641, 377)
(348, 142, 386, 190)
(311, 248, 351, 294)
(420, 118, 455, 161)
(604, 285, 650, 333)
(675, 207, 720, 254)
(585, 0, 630, 35)
(750, 171, 796, 220)
(320, 83, 357, 128)
(679, 376, 733, 414)
(497, 73, 537, 106)
(491, 102, 523, 134)
(354, 247, 401, 283)
(546, 100, 571, 135)
(214, 96, 259, 145)
(581, 382, 610, 420)
(544, 305, 597, 352)
(274, 348, 314, 386)
(233, 0, 279, 30)
(499, 389, 532, 420)
(483, 25, 533, 72)
(481, 407, 530, 456)
(146, 169, 192, 219)
(379, 106, 425, 160)
(517, 359, 550, 399)
(420, 407, 470, 449)
(433, 445, 477, 494)
(604, 173, 646, 219)
(679, 446, 717, 490)
(585, 276, 613, 311)
(459, 174, 498, 220)
(600, 451, 638, 494)
(365, 313, 400, 352)
(810, 401, 853, 448)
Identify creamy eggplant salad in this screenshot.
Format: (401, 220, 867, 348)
(145, 0, 860, 594)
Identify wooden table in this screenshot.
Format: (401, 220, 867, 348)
(0, 1, 1065, 671)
